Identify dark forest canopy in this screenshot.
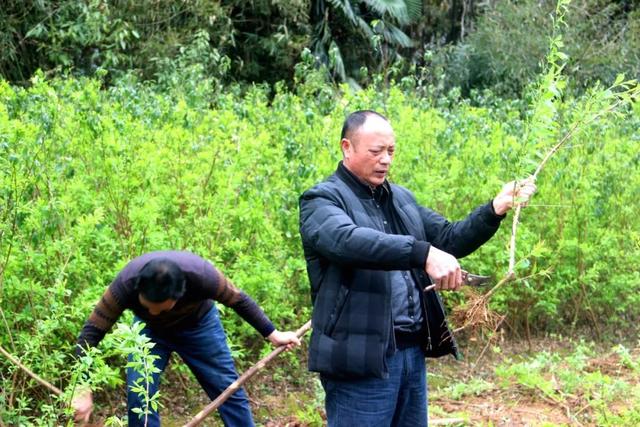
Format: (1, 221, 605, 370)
(1, 0, 639, 97)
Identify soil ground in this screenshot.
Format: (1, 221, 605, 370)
(89, 336, 639, 426)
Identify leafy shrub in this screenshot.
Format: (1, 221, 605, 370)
(0, 70, 638, 421)
(434, 0, 640, 98)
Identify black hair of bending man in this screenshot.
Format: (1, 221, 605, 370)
(135, 258, 187, 302)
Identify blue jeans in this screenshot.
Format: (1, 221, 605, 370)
(127, 305, 254, 427)
(321, 346, 427, 427)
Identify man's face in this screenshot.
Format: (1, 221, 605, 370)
(139, 294, 177, 315)
(342, 115, 396, 187)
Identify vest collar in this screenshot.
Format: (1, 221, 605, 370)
(336, 161, 391, 200)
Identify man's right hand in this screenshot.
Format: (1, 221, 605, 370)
(71, 388, 93, 423)
(425, 246, 462, 291)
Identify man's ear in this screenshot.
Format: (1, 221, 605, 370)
(341, 138, 351, 159)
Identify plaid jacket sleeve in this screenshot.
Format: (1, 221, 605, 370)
(300, 186, 427, 271)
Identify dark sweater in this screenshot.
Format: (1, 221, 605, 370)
(76, 251, 275, 355)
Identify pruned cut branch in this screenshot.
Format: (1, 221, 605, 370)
(454, 84, 638, 334)
(184, 320, 312, 427)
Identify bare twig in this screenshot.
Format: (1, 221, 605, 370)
(0, 344, 62, 396)
(184, 320, 312, 427)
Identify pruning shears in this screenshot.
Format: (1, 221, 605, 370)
(424, 270, 491, 292)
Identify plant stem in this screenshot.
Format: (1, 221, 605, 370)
(0, 344, 62, 396)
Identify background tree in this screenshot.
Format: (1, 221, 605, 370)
(309, 0, 421, 84)
(1, 0, 639, 96)
(433, 0, 640, 97)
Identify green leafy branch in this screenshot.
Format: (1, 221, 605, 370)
(113, 321, 162, 427)
(454, 0, 640, 332)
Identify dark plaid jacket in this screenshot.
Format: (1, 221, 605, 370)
(299, 163, 504, 379)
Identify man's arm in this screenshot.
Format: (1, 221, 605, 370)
(72, 280, 128, 422)
(299, 190, 428, 271)
(76, 283, 127, 356)
(201, 263, 300, 347)
(418, 202, 504, 259)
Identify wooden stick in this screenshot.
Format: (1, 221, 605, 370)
(0, 344, 62, 396)
(184, 320, 312, 427)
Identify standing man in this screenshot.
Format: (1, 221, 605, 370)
(72, 250, 300, 426)
(299, 110, 536, 426)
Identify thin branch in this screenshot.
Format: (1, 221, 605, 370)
(184, 320, 312, 427)
(507, 96, 628, 277)
(0, 344, 62, 396)
(469, 315, 506, 376)
(0, 307, 16, 352)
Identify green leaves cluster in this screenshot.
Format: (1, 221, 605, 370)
(0, 68, 638, 422)
(114, 322, 162, 424)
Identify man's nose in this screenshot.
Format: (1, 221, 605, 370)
(380, 151, 391, 164)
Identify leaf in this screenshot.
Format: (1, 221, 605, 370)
(363, 0, 409, 24)
(328, 0, 358, 25)
(328, 41, 346, 80)
(382, 24, 414, 48)
(25, 23, 46, 39)
(404, 0, 423, 22)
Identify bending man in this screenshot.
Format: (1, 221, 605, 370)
(72, 250, 300, 426)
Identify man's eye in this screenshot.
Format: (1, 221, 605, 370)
(370, 150, 381, 155)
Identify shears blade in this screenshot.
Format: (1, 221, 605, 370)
(424, 269, 491, 291)
(462, 270, 491, 287)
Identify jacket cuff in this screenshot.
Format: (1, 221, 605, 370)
(485, 200, 506, 225)
(261, 323, 276, 338)
(410, 240, 430, 269)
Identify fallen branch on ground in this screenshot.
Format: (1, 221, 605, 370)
(184, 320, 312, 427)
(0, 344, 62, 396)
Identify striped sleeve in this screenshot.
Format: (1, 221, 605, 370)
(75, 281, 127, 357)
(206, 266, 275, 338)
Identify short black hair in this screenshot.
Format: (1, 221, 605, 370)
(135, 258, 186, 302)
(340, 110, 389, 140)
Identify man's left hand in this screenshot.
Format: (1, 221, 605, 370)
(492, 177, 537, 215)
(267, 330, 301, 350)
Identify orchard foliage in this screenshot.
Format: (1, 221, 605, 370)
(1, 0, 639, 95)
(0, 70, 639, 422)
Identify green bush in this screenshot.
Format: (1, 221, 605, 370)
(0, 72, 638, 422)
